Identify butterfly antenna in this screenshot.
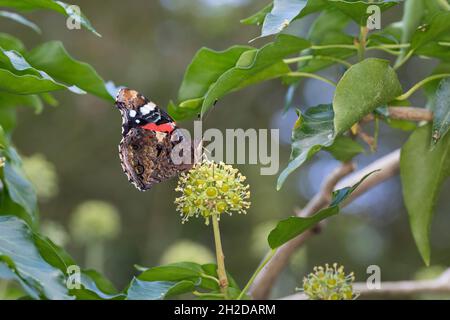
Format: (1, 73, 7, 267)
(198, 99, 218, 123)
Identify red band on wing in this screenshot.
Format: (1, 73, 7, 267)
(141, 122, 175, 133)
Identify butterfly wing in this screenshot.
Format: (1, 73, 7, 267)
(118, 122, 194, 191)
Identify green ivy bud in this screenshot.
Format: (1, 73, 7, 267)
(175, 160, 251, 224)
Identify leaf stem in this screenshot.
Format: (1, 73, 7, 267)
(212, 214, 229, 298)
(200, 273, 221, 285)
(394, 49, 414, 70)
(311, 44, 357, 50)
(237, 249, 276, 300)
(286, 72, 337, 87)
(357, 26, 369, 61)
(396, 73, 450, 101)
(284, 55, 352, 68)
(193, 291, 225, 298)
(366, 46, 401, 55)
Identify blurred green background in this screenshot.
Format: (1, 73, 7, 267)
(1, 0, 449, 299)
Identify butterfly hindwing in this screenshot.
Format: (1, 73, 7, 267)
(115, 88, 193, 191)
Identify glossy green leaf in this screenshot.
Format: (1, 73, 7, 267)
(3, 163, 38, 221)
(308, 8, 349, 44)
(178, 46, 251, 103)
(270, 171, 375, 248)
(240, 3, 273, 25)
(27, 41, 113, 100)
(72, 270, 124, 300)
(0, 33, 26, 52)
(431, 77, 450, 145)
(327, 0, 399, 26)
(0, 92, 43, 113)
(126, 278, 195, 300)
(137, 262, 204, 283)
(296, 9, 353, 74)
(400, 124, 450, 265)
(0, 216, 72, 299)
(172, 35, 309, 119)
(0, 68, 66, 94)
(0, 47, 85, 95)
(323, 136, 365, 162)
(258, 0, 398, 38)
(0, 11, 41, 33)
(417, 42, 450, 61)
(410, 11, 450, 51)
(277, 104, 335, 190)
(0, 0, 100, 36)
(201, 35, 310, 116)
(333, 58, 402, 134)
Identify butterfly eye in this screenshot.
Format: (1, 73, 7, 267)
(135, 164, 145, 175)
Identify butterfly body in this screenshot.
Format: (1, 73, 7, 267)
(115, 88, 193, 191)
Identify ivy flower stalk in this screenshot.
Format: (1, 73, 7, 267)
(175, 160, 251, 298)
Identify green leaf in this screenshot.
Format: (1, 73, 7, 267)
(0, 216, 72, 299)
(333, 58, 402, 134)
(400, 0, 425, 44)
(240, 3, 273, 25)
(126, 278, 195, 300)
(0, 0, 100, 36)
(269, 171, 376, 248)
(400, 124, 450, 265)
(0, 32, 26, 52)
(410, 11, 450, 51)
(137, 262, 204, 283)
(73, 270, 124, 300)
(172, 35, 309, 119)
(308, 8, 349, 44)
(27, 41, 113, 101)
(201, 35, 310, 116)
(0, 47, 85, 95)
(178, 46, 251, 103)
(326, 0, 399, 26)
(258, 0, 398, 38)
(323, 136, 365, 162)
(431, 77, 450, 145)
(0, 10, 41, 33)
(0, 68, 66, 94)
(277, 104, 335, 190)
(3, 162, 38, 221)
(0, 92, 43, 113)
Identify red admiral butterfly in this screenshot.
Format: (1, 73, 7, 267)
(115, 88, 195, 191)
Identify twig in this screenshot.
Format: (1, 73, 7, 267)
(282, 268, 450, 299)
(249, 150, 401, 299)
(387, 107, 433, 122)
(362, 107, 433, 122)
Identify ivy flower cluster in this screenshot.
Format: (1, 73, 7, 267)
(302, 263, 357, 300)
(175, 160, 250, 225)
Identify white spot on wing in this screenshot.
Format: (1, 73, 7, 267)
(140, 102, 156, 115)
(129, 110, 137, 117)
(135, 119, 141, 124)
